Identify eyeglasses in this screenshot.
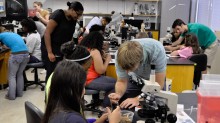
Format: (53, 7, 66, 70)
(75, 10, 82, 18)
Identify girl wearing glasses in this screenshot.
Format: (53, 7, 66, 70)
(41, 1, 84, 81)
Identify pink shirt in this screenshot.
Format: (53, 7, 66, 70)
(177, 47, 193, 58)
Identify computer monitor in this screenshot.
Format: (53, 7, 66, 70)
(124, 19, 143, 30)
(6, 0, 28, 21)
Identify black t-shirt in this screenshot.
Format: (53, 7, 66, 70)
(42, 9, 76, 56)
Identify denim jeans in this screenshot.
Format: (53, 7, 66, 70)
(7, 53, 29, 100)
(86, 76, 116, 107)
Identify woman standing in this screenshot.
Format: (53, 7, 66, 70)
(0, 27, 29, 100)
(41, 1, 84, 81)
(33, 1, 50, 25)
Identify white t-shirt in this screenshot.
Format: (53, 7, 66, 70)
(25, 32, 42, 61)
(85, 17, 102, 33)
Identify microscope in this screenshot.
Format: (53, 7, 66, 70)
(136, 65, 178, 123)
(162, 27, 173, 46)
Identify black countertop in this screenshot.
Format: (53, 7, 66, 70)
(109, 56, 195, 66)
(109, 48, 195, 65)
(167, 57, 195, 65)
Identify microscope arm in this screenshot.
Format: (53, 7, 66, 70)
(155, 91, 178, 114)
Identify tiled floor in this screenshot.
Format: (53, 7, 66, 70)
(0, 68, 97, 123)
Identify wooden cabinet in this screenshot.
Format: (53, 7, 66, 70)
(0, 49, 10, 84)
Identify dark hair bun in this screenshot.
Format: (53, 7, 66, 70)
(67, 1, 71, 7)
(60, 41, 75, 56)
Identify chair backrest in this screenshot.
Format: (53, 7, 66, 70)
(189, 54, 207, 86)
(25, 101, 44, 123)
(147, 31, 153, 38)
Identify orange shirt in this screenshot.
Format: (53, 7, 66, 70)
(86, 61, 100, 85)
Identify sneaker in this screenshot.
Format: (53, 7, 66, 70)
(5, 94, 15, 100)
(5, 95, 9, 100)
(40, 69, 46, 74)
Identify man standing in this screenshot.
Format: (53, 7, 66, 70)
(85, 16, 111, 33)
(169, 19, 218, 66)
(109, 38, 167, 109)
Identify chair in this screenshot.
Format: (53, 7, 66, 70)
(84, 89, 102, 114)
(189, 54, 207, 89)
(24, 101, 44, 123)
(147, 31, 153, 38)
(23, 62, 45, 91)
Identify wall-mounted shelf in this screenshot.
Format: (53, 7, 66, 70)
(126, 0, 160, 1)
(83, 13, 160, 17)
(125, 14, 160, 17)
(98, 0, 160, 1)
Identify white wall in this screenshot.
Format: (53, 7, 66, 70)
(28, 0, 161, 16)
(27, 0, 136, 14)
(190, 0, 197, 23)
(27, 0, 201, 38)
(27, 0, 46, 8)
(196, 0, 220, 31)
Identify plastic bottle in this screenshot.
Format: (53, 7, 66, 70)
(150, 64, 155, 82)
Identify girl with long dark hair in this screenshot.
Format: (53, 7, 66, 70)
(171, 33, 200, 58)
(42, 60, 121, 123)
(80, 31, 116, 108)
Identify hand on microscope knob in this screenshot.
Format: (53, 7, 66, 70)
(120, 97, 140, 109)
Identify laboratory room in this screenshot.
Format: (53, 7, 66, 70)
(0, 0, 220, 123)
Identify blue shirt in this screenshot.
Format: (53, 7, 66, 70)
(0, 32, 28, 53)
(115, 38, 167, 80)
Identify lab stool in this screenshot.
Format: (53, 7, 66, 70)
(23, 62, 45, 91)
(84, 89, 102, 115)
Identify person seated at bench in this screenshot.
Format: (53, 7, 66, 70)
(21, 18, 42, 63)
(80, 31, 116, 108)
(170, 33, 200, 58)
(45, 41, 92, 103)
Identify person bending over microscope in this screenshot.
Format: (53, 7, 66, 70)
(109, 38, 167, 109)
